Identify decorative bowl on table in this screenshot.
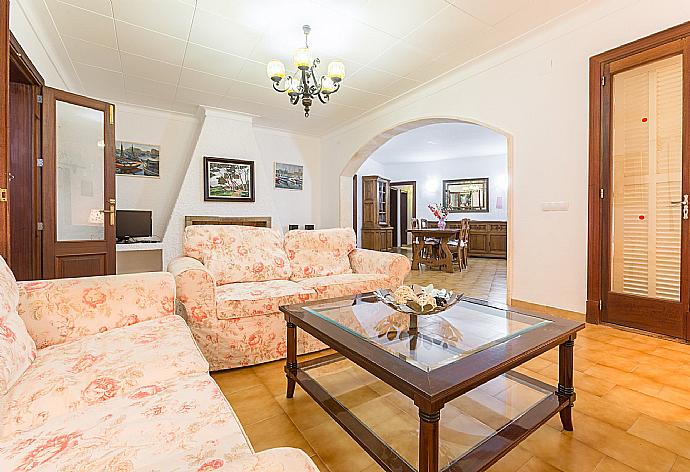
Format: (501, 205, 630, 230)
(373, 284, 462, 315)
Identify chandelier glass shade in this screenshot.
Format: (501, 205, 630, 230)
(266, 25, 345, 117)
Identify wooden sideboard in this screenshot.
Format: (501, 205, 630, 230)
(428, 220, 507, 259)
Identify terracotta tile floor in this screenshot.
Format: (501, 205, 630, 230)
(212, 255, 690, 472)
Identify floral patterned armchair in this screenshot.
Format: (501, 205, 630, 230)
(169, 225, 411, 371)
(0, 257, 318, 472)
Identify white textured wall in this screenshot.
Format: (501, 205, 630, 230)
(114, 105, 200, 239)
(380, 154, 508, 222)
(322, 0, 690, 313)
(162, 108, 323, 266)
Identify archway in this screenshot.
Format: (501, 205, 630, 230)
(339, 117, 514, 303)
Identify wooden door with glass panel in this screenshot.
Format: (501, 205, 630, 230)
(603, 41, 689, 338)
(41, 88, 116, 278)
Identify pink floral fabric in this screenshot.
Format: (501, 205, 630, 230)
(184, 225, 292, 284)
(0, 374, 258, 471)
(285, 228, 356, 281)
(349, 248, 411, 287)
(297, 273, 392, 300)
(189, 312, 325, 370)
(216, 280, 314, 320)
(0, 257, 36, 395)
(17, 272, 176, 349)
(168, 256, 217, 325)
(0, 315, 208, 438)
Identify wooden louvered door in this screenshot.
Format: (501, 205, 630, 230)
(602, 40, 690, 338)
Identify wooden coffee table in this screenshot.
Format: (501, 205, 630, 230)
(280, 294, 584, 472)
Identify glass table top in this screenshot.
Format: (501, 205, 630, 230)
(304, 296, 551, 372)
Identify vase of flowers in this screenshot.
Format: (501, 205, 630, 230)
(428, 203, 450, 229)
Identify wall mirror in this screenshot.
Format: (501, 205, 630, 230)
(443, 178, 489, 213)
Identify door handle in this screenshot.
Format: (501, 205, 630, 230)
(99, 199, 116, 226)
(671, 194, 689, 220)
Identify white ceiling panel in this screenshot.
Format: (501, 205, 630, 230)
(56, 0, 112, 16)
(404, 6, 488, 54)
(175, 87, 226, 108)
(189, 8, 263, 58)
(450, 0, 528, 26)
(183, 43, 245, 79)
(45, 0, 116, 48)
(124, 76, 177, 101)
(111, 0, 195, 39)
(42, 0, 588, 135)
(73, 63, 125, 100)
(178, 68, 234, 96)
(314, 0, 448, 39)
(120, 53, 181, 84)
(115, 21, 187, 65)
(62, 35, 121, 72)
(346, 67, 410, 96)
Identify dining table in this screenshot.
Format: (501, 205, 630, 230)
(409, 228, 460, 273)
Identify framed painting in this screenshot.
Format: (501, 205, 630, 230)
(203, 157, 255, 202)
(274, 162, 304, 190)
(116, 141, 160, 177)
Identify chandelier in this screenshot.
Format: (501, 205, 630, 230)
(266, 25, 345, 117)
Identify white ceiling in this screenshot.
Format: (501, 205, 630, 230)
(36, 0, 588, 135)
(370, 122, 507, 164)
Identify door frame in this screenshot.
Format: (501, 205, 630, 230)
(587, 21, 690, 332)
(9, 33, 45, 280)
(390, 181, 417, 219)
(0, 0, 9, 261)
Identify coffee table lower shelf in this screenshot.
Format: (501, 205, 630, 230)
(286, 354, 571, 472)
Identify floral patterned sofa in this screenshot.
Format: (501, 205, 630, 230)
(169, 226, 411, 371)
(0, 257, 317, 472)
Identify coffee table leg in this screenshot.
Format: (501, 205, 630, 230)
(286, 320, 297, 398)
(419, 409, 440, 472)
(557, 335, 576, 431)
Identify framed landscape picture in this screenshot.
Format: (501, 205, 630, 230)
(203, 157, 255, 202)
(274, 162, 304, 190)
(116, 141, 160, 177)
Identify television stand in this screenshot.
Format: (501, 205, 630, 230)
(115, 242, 163, 274)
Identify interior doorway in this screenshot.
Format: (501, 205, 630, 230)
(346, 119, 511, 304)
(390, 181, 416, 247)
(3, 33, 117, 280)
(8, 33, 43, 280)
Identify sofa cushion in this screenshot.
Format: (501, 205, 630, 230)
(296, 273, 390, 300)
(215, 280, 315, 320)
(0, 256, 36, 395)
(285, 228, 356, 281)
(0, 315, 208, 438)
(185, 225, 292, 284)
(0, 374, 254, 472)
(17, 272, 176, 349)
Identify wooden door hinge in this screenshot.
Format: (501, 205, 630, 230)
(37, 222, 44, 231)
(0, 188, 7, 202)
(600, 188, 604, 199)
(37, 94, 43, 104)
(601, 76, 606, 86)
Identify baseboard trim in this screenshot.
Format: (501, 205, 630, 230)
(509, 299, 585, 321)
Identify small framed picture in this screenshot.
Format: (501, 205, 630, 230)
(116, 141, 160, 177)
(203, 157, 255, 202)
(274, 162, 304, 190)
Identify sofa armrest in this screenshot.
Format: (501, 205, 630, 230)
(222, 448, 319, 472)
(17, 272, 176, 349)
(168, 256, 217, 325)
(349, 248, 411, 287)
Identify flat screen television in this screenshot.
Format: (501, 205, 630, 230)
(116, 210, 152, 242)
